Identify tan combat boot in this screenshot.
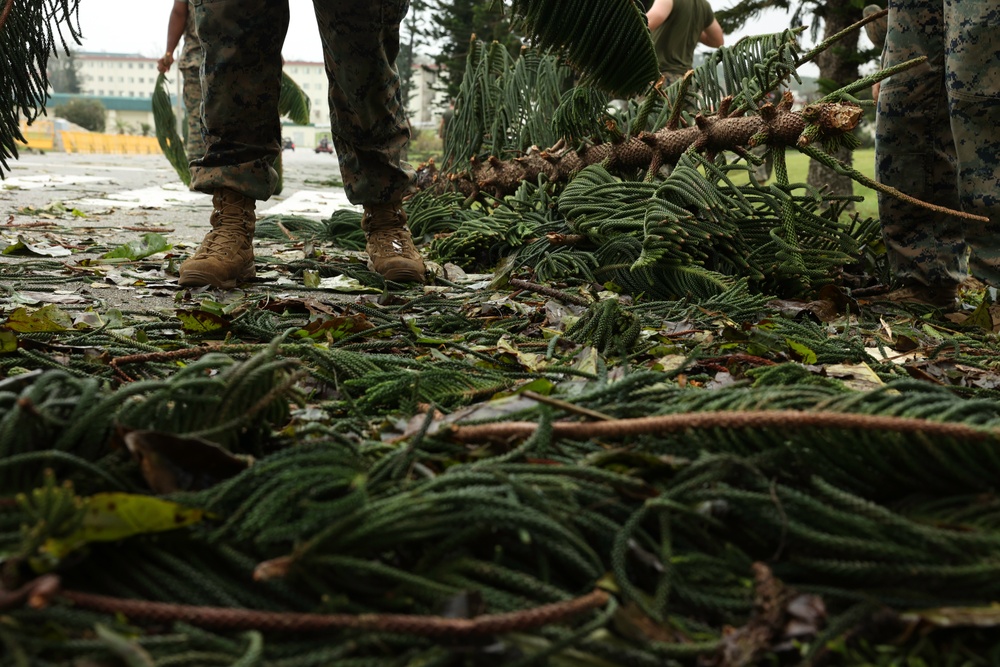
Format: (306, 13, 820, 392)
(883, 282, 959, 310)
(179, 188, 257, 289)
(361, 203, 426, 283)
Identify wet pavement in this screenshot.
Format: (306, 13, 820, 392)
(0, 150, 366, 314)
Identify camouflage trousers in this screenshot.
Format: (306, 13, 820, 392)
(189, 0, 412, 204)
(876, 0, 1000, 287)
(180, 65, 206, 162)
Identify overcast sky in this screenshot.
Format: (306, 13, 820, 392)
(75, 0, 822, 75)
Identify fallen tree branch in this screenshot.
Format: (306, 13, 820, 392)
(447, 409, 998, 444)
(416, 95, 859, 198)
(53, 587, 610, 637)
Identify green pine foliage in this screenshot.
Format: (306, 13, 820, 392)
(152, 73, 191, 185)
(0, 0, 82, 172)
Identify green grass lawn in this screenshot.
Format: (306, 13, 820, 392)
(411, 135, 881, 221)
(744, 148, 879, 220)
(786, 147, 878, 219)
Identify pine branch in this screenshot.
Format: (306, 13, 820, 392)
(54, 585, 610, 637)
(418, 95, 863, 198)
(0, 0, 82, 174)
(447, 409, 999, 444)
(278, 72, 310, 125)
(152, 73, 191, 185)
(506, 0, 658, 97)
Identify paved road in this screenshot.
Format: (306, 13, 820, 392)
(1, 149, 355, 243)
(0, 149, 370, 314)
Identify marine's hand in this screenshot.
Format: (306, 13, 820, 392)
(157, 53, 174, 74)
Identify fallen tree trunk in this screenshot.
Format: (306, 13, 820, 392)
(415, 93, 863, 198)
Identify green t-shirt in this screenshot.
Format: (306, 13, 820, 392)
(650, 0, 716, 77)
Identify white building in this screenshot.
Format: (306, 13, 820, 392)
(75, 52, 162, 99)
(70, 52, 446, 148)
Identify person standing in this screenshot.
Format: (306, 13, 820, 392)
(156, 0, 206, 162)
(179, 1, 425, 289)
(646, 0, 725, 84)
(876, 0, 1000, 308)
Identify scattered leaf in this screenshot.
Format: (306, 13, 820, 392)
(3, 305, 74, 332)
(3, 235, 72, 257)
(176, 308, 229, 334)
(124, 429, 252, 494)
(102, 233, 172, 261)
(40, 493, 205, 561)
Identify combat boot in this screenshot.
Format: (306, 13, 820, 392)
(361, 203, 425, 283)
(883, 282, 959, 310)
(179, 188, 256, 289)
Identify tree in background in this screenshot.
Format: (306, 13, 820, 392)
(397, 0, 429, 118)
(113, 118, 134, 135)
(53, 98, 106, 132)
(717, 0, 882, 203)
(46, 48, 81, 94)
(425, 0, 522, 100)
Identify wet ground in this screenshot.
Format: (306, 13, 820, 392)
(0, 150, 368, 314)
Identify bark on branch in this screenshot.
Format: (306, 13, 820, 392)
(416, 93, 862, 199)
(447, 410, 998, 445)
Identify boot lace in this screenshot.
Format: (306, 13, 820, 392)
(194, 196, 253, 258)
(195, 225, 251, 258)
(366, 227, 414, 258)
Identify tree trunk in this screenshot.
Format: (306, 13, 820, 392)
(806, 0, 862, 205)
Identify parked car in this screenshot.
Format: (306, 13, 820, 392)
(315, 138, 334, 154)
(282, 137, 295, 151)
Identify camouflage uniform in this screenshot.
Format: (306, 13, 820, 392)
(177, 1, 206, 161)
(188, 0, 412, 205)
(876, 0, 1000, 288)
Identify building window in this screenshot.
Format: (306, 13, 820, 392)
(98, 89, 104, 95)
(128, 62, 133, 69)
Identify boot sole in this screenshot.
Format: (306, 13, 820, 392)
(366, 261, 425, 284)
(178, 268, 255, 290)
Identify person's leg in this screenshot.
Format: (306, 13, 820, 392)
(312, 0, 425, 282)
(877, 0, 967, 299)
(943, 0, 1000, 287)
(181, 0, 289, 288)
(179, 65, 206, 162)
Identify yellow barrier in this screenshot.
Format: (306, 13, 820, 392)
(17, 120, 56, 151)
(59, 131, 162, 155)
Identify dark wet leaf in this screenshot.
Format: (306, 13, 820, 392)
(124, 429, 252, 494)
